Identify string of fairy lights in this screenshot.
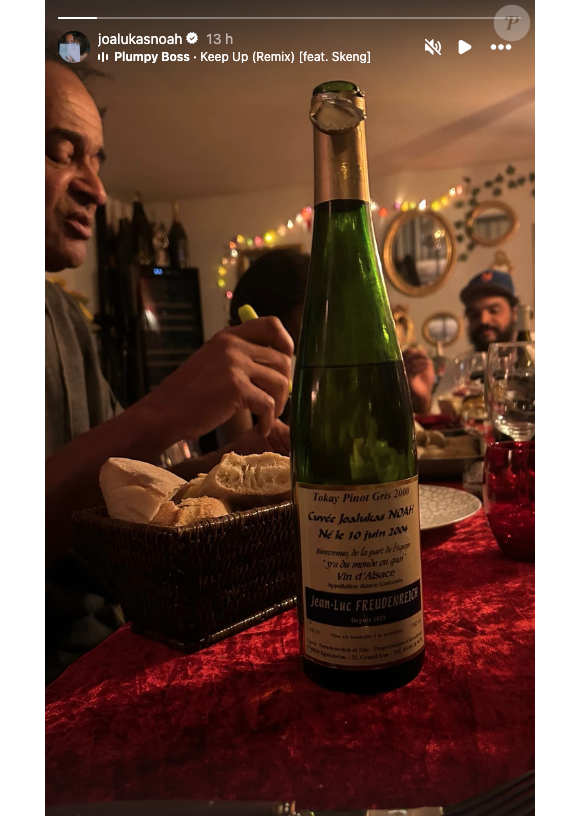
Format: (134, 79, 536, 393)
(215, 182, 467, 302)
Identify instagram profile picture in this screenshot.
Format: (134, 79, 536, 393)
(58, 31, 90, 64)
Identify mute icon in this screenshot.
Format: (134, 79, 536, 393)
(425, 39, 442, 55)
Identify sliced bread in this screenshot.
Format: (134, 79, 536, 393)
(99, 457, 186, 524)
(198, 452, 291, 508)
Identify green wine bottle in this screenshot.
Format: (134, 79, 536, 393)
(291, 81, 424, 693)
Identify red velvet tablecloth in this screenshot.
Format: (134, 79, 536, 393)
(46, 507, 534, 810)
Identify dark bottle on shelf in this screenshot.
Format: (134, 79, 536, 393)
(106, 201, 117, 269)
(169, 201, 190, 268)
(150, 209, 171, 268)
(131, 192, 154, 265)
(116, 212, 133, 270)
(291, 81, 424, 693)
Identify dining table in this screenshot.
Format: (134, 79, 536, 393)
(45, 492, 535, 811)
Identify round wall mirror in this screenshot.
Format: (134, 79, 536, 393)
(467, 201, 519, 246)
(383, 209, 457, 297)
(422, 312, 462, 346)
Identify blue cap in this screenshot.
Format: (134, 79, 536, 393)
(460, 270, 519, 306)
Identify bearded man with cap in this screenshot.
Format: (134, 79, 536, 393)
(402, 269, 519, 414)
(460, 269, 519, 352)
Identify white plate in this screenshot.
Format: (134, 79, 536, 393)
(419, 484, 482, 531)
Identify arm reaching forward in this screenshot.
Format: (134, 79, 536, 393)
(402, 346, 436, 415)
(46, 318, 293, 562)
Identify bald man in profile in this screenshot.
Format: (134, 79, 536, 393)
(45, 62, 293, 680)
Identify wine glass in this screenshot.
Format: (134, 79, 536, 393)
(483, 441, 535, 561)
(455, 350, 487, 388)
(486, 342, 535, 442)
(454, 351, 487, 429)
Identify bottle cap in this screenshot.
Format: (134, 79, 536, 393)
(310, 81, 365, 135)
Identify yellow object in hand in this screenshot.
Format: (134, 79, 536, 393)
(238, 304, 292, 395)
(238, 304, 259, 324)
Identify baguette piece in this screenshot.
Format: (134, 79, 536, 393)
(99, 457, 186, 524)
(414, 420, 428, 448)
(179, 474, 208, 501)
(426, 430, 447, 448)
(413, 421, 447, 450)
(198, 452, 291, 508)
(151, 496, 231, 527)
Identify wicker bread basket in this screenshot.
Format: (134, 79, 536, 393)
(72, 501, 297, 652)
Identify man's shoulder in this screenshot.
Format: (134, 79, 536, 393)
(45, 277, 78, 308)
(45, 278, 88, 326)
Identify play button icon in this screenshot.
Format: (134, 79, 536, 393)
(458, 40, 472, 54)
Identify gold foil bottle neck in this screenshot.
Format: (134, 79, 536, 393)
(311, 84, 370, 205)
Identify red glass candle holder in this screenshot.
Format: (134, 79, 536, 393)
(483, 441, 535, 562)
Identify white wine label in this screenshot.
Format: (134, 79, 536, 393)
(295, 476, 424, 669)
